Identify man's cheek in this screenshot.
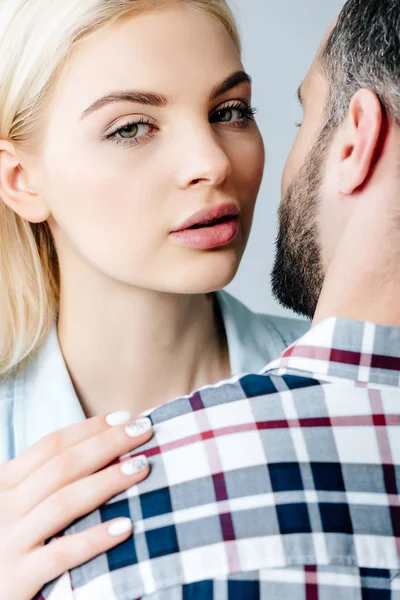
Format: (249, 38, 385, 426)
(281, 130, 306, 198)
(281, 155, 294, 199)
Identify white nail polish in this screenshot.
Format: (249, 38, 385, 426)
(125, 417, 152, 438)
(108, 518, 133, 537)
(120, 455, 148, 476)
(106, 411, 132, 426)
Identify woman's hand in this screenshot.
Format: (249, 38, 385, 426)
(0, 411, 152, 600)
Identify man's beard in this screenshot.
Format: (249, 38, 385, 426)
(271, 128, 332, 319)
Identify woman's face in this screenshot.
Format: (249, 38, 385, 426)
(35, 4, 265, 293)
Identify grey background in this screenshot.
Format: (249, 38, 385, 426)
(226, 0, 345, 317)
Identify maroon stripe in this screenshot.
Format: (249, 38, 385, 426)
(305, 566, 319, 600)
(329, 348, 361, 366)
(373, 414, 387, 427)
(219, 511, 236, 541)
(298, 417, 332, 428)
(213, 472, 229, 501)
(284, 344, 400, 373)
(382, 463, 399, 497)
(390, 504, 400, 538)
(135, 414, 400, 460)
(371, 354, 400, 371)
(256, 419, 290, 430)
(212, 472, 235, 541)
(190, 392, 205, 411)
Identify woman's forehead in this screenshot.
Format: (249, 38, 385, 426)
(56, 5, 241, 104)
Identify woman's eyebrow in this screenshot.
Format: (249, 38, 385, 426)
(80, 70, 252, 119)
(81, 91, 169, 119)
(210, 70, 252, 101)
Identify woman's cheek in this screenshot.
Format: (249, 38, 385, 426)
(245, 132, 265, 192)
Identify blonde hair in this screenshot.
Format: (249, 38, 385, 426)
(0, 0, 241, 377)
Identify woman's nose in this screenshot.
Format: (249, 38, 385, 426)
(175, 130, 232, 190)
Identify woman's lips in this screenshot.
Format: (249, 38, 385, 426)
(170, 216, 239, 250)
(170, 202, 240, 250)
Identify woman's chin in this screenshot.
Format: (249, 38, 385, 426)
(166, 252, 242, 294)
(111, 246, 245, 295)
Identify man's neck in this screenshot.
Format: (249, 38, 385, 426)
(314, 180, 400, 327)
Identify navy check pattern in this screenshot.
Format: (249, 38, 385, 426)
(38, 318, 400, 599)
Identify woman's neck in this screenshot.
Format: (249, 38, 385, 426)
(56, 286, 231, 418)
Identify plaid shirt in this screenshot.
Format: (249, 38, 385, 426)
(38, 317, 400, 599)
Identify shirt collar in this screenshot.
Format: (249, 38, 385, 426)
(14, 324, 86, 455)
(264, 316, 400, 387)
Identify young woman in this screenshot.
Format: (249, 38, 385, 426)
(0, 0, 308, 597)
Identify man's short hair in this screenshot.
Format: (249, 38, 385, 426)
(320, 0, 400, 127)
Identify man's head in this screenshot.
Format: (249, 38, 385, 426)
(272, 0, 400, 319)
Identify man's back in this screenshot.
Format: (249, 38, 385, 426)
(38, 318, 400, 599)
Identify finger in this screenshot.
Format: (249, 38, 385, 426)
(19, 454, 149, 548)
(2, 410, 134, 489)
(18, 417, 152, 514)
(26, 517, 134, 596)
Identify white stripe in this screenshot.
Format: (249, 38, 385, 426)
(354, 534, 400, 569)
(74, 573, 117, 600)
(316, 570, 360, 587)
(140, 560, 158, 595)
(358, 322, 375, 383)
(46, 572, 75, 600)
(258, 567, 360, 588)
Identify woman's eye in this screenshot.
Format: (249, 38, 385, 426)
(215, 108, 243, 123)
(210, 104, 256, 127)
(118, 123, 139, 138)
(106, 120, 155, 145)
(217, 108, 235, 122)
(116, 122, 151, 139)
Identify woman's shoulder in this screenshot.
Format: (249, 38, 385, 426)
(258, 311, 310, 348)
(217, 290, 310, 373)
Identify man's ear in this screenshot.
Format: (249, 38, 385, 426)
(0, 140, 50, 223)
(338, 89, 383, 196)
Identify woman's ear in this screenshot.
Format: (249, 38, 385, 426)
(0, 140, 50, 223)
(337, 89, 383, 196)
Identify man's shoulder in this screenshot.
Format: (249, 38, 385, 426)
(150, 368, 322, 428)
(45, 365, 400, 599)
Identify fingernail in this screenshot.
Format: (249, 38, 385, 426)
(125, 417, 152, 438)
(108, 518, 133, 537)
(106, 411, 132, 426)
(120, 455, 148, 476)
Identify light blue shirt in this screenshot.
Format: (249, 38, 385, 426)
(0, 291, 309, 463)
